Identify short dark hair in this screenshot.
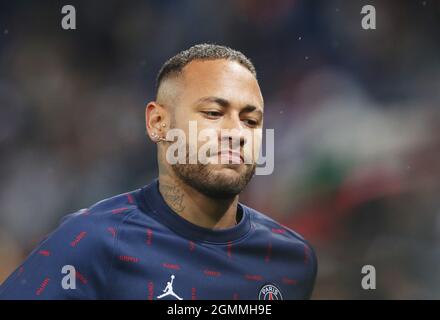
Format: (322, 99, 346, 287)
(156, 43, 257, 94)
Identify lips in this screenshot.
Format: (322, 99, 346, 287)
(218, 150, 244, 164)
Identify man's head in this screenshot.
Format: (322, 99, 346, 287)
(146, 44, 264, 199)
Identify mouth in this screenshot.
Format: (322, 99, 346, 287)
(218, 150, 244, 164)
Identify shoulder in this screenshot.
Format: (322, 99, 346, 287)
(244, 204, 318, 298)
(59, 190, 139, 229)
(0, 190, 142, 299)
(244, 204, 318, 266)
(78, 190, 139, 219)
(244, 205, 308, 242)
(40, 190, 140, 260)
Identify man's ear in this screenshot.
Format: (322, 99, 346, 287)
(145, 102, 169, 142)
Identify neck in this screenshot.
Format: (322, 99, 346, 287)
(158, 173, 239, 230)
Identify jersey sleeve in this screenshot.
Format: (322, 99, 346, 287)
(0, 210, 117, 299)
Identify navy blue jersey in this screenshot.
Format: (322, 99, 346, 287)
(0, 179, 317, 300)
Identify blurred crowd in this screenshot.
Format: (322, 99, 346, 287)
(0, 0, 439, 298)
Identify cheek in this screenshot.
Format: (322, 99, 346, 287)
(172, 108, 191, 127)
(195, 124, 221, 153)
(249, 130, 263, 161)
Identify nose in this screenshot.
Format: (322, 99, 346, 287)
(220, 114, 247, 149)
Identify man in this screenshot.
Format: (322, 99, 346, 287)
(0, 44, 317, 300)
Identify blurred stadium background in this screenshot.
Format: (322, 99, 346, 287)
(0, 0, 439, 299)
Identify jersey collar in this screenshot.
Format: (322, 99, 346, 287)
(136, 179, 252, 244)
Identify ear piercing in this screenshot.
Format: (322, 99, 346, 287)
(151, 124, 167, 142)
(152, 131, 167, 142)
(151, 132, 161, 141)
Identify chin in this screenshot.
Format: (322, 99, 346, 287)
(171, 162, 256, 199)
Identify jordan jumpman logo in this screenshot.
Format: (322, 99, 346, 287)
(157, 274, 183, 300)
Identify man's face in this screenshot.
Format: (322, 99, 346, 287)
(164, 59, 264, 198)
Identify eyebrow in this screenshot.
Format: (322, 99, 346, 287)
(195, 96, 264, 116)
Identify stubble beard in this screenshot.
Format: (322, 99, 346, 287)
(171, 161, 256, 199)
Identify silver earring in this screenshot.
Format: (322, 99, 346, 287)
(152, 132, 166, 142)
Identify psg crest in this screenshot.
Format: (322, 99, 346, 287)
(258, 284, 283, 300)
